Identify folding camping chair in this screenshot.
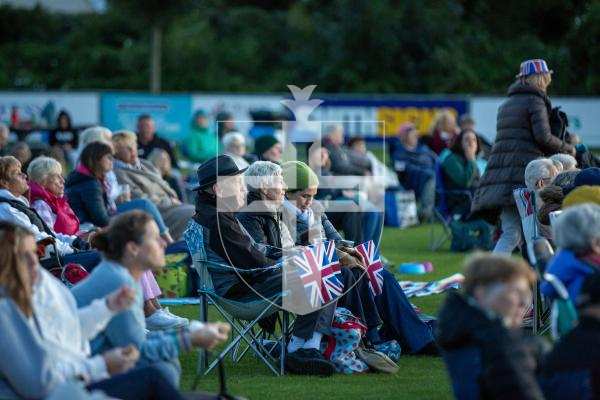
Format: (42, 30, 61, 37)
(513, 188, 553, 334)
(429, 163, 473, 251)
(548, 210, 562, 226)
(184, 221, 291, 378)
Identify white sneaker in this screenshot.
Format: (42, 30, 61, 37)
(160, 307, 189, 327)
(146, 309, 186, 331)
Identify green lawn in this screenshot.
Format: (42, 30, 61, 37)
(171, 224, 468, 399)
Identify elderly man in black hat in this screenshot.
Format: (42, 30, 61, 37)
(192, 155, 336, 376)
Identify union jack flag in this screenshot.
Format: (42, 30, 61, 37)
(290, 241, 344, 308)
(355, 240, 384, 296)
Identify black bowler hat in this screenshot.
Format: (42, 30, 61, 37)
(193, 155, 247, 191)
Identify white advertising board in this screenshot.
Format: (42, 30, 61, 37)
(0, 91, 99, 128)
(471, 96, 600, 147)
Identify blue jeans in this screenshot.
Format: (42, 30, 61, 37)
(87, 365, 184, 400)
(117, 198, 169, 235)
(362, 201, 384, 247)
(376, 269, 434, 354)
(62, 250, 101, 272)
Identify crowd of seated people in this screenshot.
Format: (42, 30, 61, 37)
(3, 102, 600, 400)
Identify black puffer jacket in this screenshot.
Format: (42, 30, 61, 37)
(436, 292, 547, 400)
(471, 82, 573, 221)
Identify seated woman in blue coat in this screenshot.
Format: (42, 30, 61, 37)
(278, 160, 439, 355)
(542, 204, 600, 302)
(391, 123, 438, 218)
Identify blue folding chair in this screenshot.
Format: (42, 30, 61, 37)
(429, 163, 473, 251)
(184, 221, 291, 378)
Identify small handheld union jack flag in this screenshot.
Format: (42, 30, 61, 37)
(355, 240, 384, 296)
(290, 241, 344, 308)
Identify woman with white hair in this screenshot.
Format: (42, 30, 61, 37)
(549, 153, 578, 171)
(27, 156, 81, 236)
(542, 204, 600, 301)
(236, 161, 292, 250)
(221, 132, 250, 169)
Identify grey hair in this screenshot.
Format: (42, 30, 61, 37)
(79, 126, 112, 149)
(222, 132, 245, 151)
(553, 204, 600, 254)
(147, 148, 170, 165)
(550, 159, 564, 174)
(549, 153, 578, 171)
(325, 123, 343, 137)
(27, 156, 62, 184)
(552, 169, 580, 188)
(244, 161, 282, 192)
(524, 159, 557, 189)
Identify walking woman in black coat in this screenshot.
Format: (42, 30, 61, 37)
(471, 59, 575, 254)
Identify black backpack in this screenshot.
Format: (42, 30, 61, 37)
(549, 106, 569, 142)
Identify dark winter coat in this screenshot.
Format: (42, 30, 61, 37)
(237, 191, 285, 253)
(471, 82, 574, 221)
(540, 316, 600, 400)
(193, 191, 277, 296)
(65, 171, 111, 227)
(324, 139, 369, 176)
(436, 291, 547, 400)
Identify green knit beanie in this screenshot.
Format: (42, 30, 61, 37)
(281, 161, 319, 192)
(254, 135, 279, 156)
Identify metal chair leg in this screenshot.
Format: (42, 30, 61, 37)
(281, 311, 288, 375)
(196, 293, 209, 376)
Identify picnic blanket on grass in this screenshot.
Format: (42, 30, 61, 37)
(399, 273, 464, 298)
(159, 273, 464, 307)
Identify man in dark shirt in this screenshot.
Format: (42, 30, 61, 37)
(136, 114, 179, 169)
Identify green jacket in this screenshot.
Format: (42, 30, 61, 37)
(442, 152, 478, 189)
(185, 126, 221, 163)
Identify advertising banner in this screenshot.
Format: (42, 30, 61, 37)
(309, 97, 469, 137)
(0, 91, 99, 129)
(101, 93, 192, 142)
(471, 96, 600, 146)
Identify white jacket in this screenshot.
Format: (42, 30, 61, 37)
(33, 268, 116, 383)
(0, 189, 75, 255)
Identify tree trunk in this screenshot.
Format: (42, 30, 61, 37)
(150, 25, 162, 93)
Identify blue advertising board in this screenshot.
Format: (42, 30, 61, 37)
(101, 93, 192, 142)
(309, 97, 469, 137)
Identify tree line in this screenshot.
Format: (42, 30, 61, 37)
(0, 0, 598, 95)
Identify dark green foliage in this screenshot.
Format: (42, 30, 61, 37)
(0, 0, 597, 94)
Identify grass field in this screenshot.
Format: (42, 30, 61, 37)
(170, 224, 468, 399)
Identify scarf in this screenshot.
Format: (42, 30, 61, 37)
(284, 200, 315, 228)
(28, 182, 80, 235)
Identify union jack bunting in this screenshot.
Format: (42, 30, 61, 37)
(355, 240, 384, 296)
(290, 241, 344, 308)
